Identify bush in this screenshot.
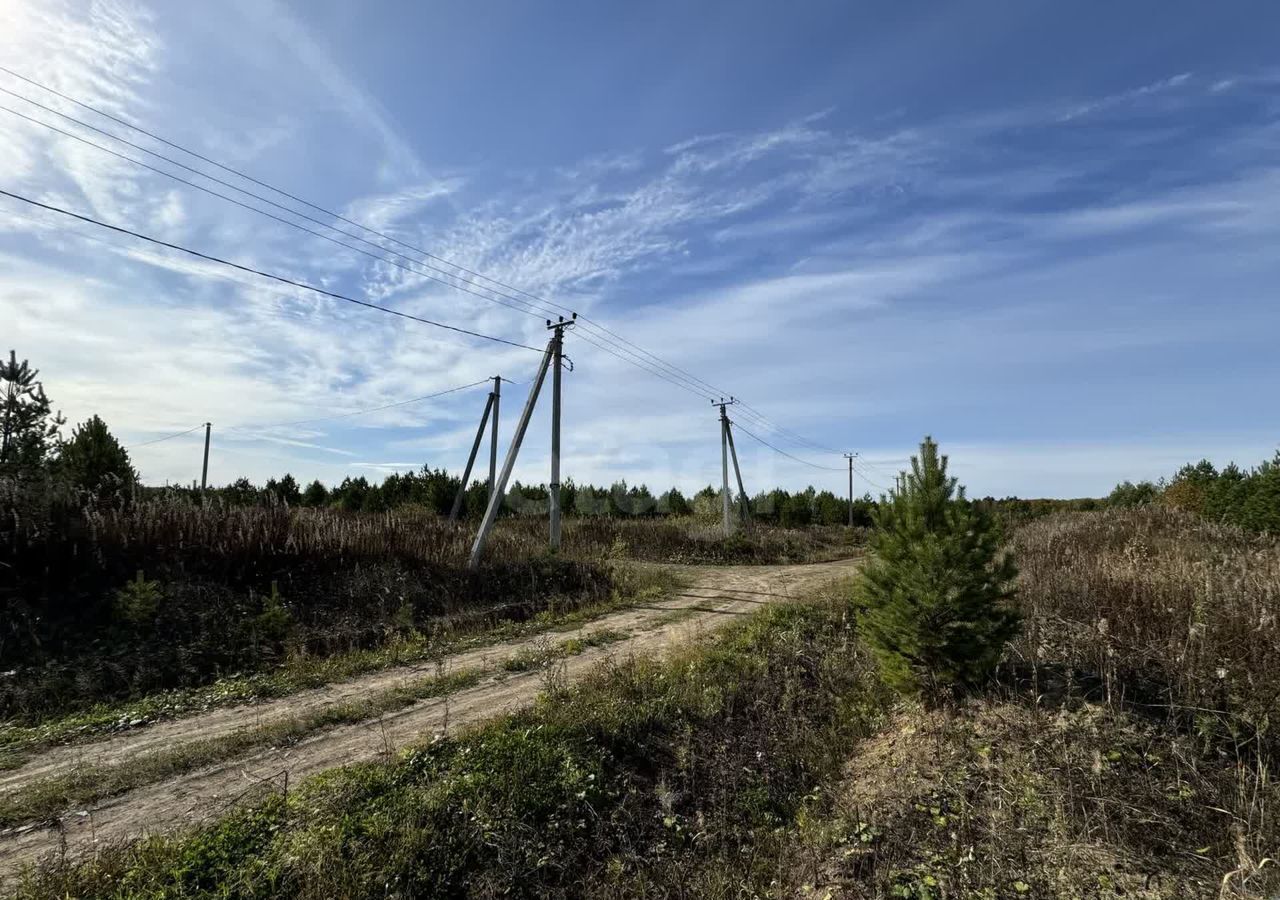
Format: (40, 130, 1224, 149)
(857, 437, 1019, 699)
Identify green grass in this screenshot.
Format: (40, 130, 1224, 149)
(0, 669, 483, 830)
(15, 579, 886, 899)
(0, 564, 684, 769)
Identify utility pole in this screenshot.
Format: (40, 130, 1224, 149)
(548, 315, 575, 550)
(200, 422, 212, 493)
(488, 375, 500, 505)
(713, 397, 737, 537)
(468, 314, 575, 569)
(844, 453, 857, 527)
(724, 414, 750, 526)
(449, 382, 498, 522)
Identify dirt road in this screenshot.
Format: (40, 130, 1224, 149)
(0, 558, 857, 880)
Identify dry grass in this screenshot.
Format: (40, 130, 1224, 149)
(798, 699, 1277, 898)
(1009, 507, 1280, 755)
(3, 484, 853, 720)
(776, 507, 1280, 899)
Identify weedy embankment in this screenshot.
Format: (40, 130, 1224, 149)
(14, 579, 886, 899)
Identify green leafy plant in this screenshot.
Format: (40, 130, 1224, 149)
(857, 436, 1019, 699)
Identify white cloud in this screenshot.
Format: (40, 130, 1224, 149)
(3, 5, 1278, 499)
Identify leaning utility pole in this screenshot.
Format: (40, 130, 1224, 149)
(724, 414, 750, 527)
(200, 422, 212, 493)
(548, 315, 574, 550)
(844, 452, 857, 527)
(713, 397, 737, 537)
(487, 374, 500, 505)
(468, 314, 575, 569)
(449, 377, 501, 522)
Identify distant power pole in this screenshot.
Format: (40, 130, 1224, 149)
(201, 422, 212, 493)
(844, 453, 857, 527)
(548, 315, 575, 550)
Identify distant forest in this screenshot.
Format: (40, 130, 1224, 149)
(3, 348, 1277, 532)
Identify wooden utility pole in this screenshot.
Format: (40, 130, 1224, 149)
(844, 453, 857, 527)
(548, 315, 574, 550)
(200, 422, 212, 493)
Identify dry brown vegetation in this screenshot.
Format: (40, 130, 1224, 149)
(1, 484, 856, 721)
(781, 507, 1280, 899)
(1010, 507, 1280, 756)
(9, 506, 1278, 899)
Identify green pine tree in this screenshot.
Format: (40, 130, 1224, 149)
(57, 415, 138, 502)
(857, 436, 1019, 699)
(0, 350, 64, 473)
(301, 479, 329, 507)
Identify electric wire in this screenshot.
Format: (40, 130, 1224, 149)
(0, 67, 855, 452)
(0, 103, 555, 324)
(729, 420, 845, 471)
(734, 400, 849, 455)
(0, 70, 731, 402)
(852, 465, 892, 493)
(226, 379, 492, 432)
(3, 98, 725, 403)
(0, 189, 545, 352)
(126, 423, 203, 448)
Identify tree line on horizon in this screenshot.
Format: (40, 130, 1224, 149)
(4, 348, 1276, 532)
(1109, 454, 1280, 533)
(2, 348, 884, 526)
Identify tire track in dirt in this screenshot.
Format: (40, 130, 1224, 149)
(0, 558, 857, 880)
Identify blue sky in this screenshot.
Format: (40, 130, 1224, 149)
(1, 0, 1277, 498)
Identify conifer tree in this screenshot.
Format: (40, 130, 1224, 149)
(857, 436, 1019, 699)
(57, 415, 137, 502)
(301, 479, 329, 507)
(0, 350, 64, 472)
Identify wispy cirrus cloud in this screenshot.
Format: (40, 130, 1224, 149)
(2, 0, 1278, 497)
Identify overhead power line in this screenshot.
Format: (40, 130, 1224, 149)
(730, 420, 845, 472)
(852, 464, 892, 493)
(0, 102, 551, 324)
(126, 423, 203, 449)
(228, 378, 492, 431)
(0, 189, 544, 352)
(0, 97, 725, 404)
(0, 68, 733, 401)
(0, 66, 856, 453)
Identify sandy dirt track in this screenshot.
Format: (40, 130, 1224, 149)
(0, 558, 857, 879)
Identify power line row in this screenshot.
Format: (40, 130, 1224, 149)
(0, 80, 730, 408)
(1, 66, 885, 476)
(0, 68, 832, 443)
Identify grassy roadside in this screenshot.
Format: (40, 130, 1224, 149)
(0, 564, 684, 770)
(15, 577, 887, 899)
(0, 670, 481, 831)
(0, 628, 648, 829)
